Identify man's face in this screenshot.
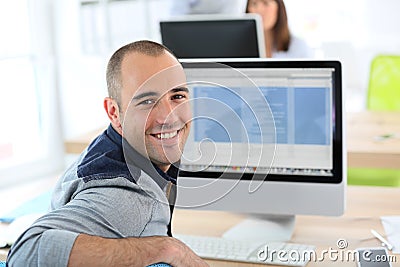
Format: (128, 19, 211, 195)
(119, 52, 191, 171)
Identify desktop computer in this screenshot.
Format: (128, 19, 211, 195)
(176, 59, 346, 242)
(160, 14, 266, 58)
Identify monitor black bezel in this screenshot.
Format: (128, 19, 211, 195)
(179, 60, 343, 184)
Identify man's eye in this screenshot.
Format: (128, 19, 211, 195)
(172, 94, 186, 100)
(138, 99, 156, 105)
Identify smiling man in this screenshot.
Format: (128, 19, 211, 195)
(7, 41, 208, 267)
(114, 50, 191, 172)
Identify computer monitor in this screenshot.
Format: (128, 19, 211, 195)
(159, 14, 266, 58)
(176, 59, 345, 242)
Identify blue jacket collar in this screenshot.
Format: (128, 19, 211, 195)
(78, 124, 178, 190)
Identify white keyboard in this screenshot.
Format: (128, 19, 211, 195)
(175, 234, 315, 266)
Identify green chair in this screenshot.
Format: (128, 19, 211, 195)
(348, 55, 400, 187)
(367, 55, 400, 111)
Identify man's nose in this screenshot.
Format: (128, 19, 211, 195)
(154, 99, 178, 125)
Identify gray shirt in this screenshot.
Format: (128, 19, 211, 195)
(7, 125, 176, 267)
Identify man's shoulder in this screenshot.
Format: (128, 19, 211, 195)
(77, 149, 140, 183)
(52, 153, 143, 210)
(73, 130, 141, 184)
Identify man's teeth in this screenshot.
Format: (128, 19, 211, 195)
(156, 131, 178, 139)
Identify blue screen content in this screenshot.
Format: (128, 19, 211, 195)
(193, 86, 331, 146)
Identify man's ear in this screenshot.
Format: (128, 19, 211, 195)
(104, 97, 123, 135)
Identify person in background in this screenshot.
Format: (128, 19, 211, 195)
(246, 0, 313, 58)
(7, 40, 208, 267)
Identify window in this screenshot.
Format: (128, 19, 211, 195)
(0, 0, 63, 185)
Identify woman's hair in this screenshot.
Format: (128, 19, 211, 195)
(246, 0, 291, 52)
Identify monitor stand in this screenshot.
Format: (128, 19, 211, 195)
(222, 214, 295, 242)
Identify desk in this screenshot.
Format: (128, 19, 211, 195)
(347, 111, 400, 169)
(64, 128, 104, 154)
(1, 186, 399, 265)
(64, 111, 400, 169)
(172, 186, 400, 266)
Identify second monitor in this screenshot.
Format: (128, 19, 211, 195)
(160, 14, 266, 58)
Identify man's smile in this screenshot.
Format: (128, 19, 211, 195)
(152, 130, 179, 140)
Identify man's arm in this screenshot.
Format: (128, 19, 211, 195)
(6, 180, 208, 267)
(68, 233, 208, 267)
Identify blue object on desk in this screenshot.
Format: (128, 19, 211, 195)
(0, 190, 52, 223)
(147, 264, 171, 267)
(0, 261, 6, 267)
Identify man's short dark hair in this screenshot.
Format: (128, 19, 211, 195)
(106, 40, 177, 107)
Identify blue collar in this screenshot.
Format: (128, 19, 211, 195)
(78, 124, 178, 189)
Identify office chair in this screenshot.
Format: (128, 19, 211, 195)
(367, 55, 400, 111)
(348, 55, 400, 187)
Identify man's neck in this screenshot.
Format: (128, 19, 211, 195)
(156, 164, 170, 173)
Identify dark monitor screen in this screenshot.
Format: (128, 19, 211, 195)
(160, 15, 265, 58)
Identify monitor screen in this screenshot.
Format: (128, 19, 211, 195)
(176, 59, 345, 223)
(160, 14, 265, 58)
